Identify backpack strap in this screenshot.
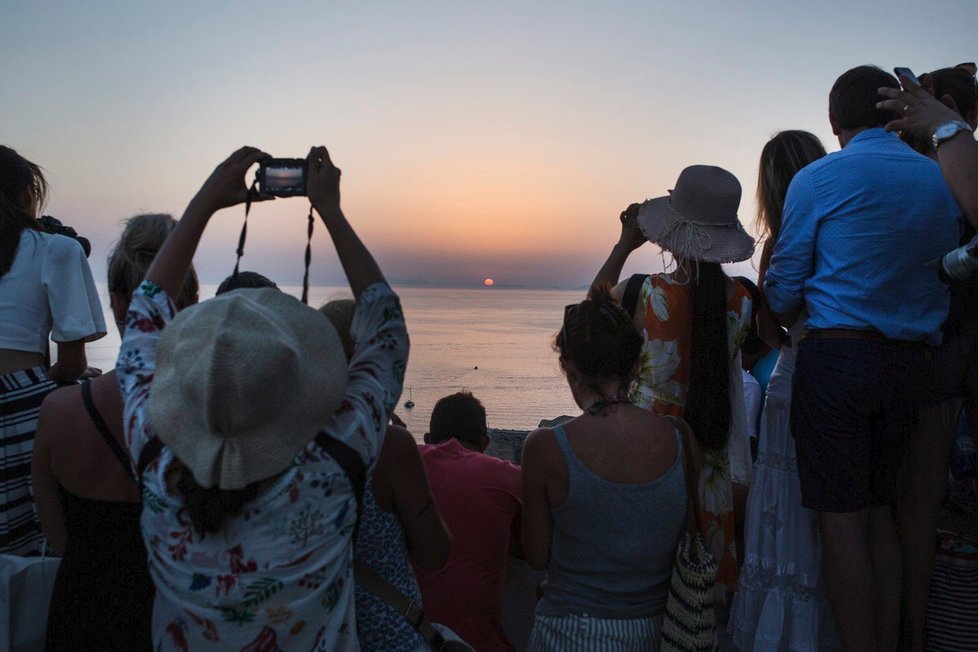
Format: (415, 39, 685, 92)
(136, 436, 165, 492)
(622, 273, 650, 319)
(315, 432, 366, 543)
(80, 381, 137, 486)
(133, 431, 366, 543)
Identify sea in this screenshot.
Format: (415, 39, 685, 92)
(85, 283, 584, 439)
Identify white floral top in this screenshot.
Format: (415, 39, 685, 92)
(117, 280, 408, 652)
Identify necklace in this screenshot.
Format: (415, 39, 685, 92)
(583, 394, 631, 415)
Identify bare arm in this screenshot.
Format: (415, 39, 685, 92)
(879, 79, 978, 226)
(146, 147, 271, 297)
(48, 339, 87, 384)
(31, 393, 67, 554)
(306, 147, 385, 299)
(591, 203, 647, 292)
(382, 427, 451, 570)
(520, 427, 557, 571)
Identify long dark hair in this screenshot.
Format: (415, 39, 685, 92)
(683, 262, 731, 450)
(0, 146, 46, 280)
(556, 284, 643, 399)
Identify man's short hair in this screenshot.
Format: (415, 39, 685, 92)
(829, 65, 900, 131)
(429, 392, 487, 447)
(216, 271, 279, 295)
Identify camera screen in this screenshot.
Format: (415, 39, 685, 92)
(265, 165, 304, 189)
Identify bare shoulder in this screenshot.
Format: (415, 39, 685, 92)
(376, 425, 423, 478)
(383, 424, 420, 455)
(523, 427, 558, 461)
(36, 384, 82, 444)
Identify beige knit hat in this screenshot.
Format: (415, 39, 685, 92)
(636, 165, 755, 264)
(148, 288, 347, 490)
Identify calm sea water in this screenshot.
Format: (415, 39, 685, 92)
(86, 283, 584, 438)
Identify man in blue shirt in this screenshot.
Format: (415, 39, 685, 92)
(765, 65, 960, 651)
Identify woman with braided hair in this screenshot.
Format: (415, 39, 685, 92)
(591, 165, 756, 600)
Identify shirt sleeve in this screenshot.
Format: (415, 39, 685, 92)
(322, 282, 409, 471)
(116, 280, 176, 465)
(765, 171, 819, 315)
(43, 235, 107, 343)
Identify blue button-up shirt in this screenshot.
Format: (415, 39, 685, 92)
(765, 128, 961, 345)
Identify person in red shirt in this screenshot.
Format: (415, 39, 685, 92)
(414, 392, 522, 652)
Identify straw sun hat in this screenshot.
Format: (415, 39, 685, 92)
(149, 288, 347, 490)
(636, 165, 755, 264)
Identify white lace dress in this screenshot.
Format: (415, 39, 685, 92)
(728, 320, 840, 651)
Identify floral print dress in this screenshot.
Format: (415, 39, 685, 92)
(629, 273, 752, 595)
(117, 281, 408, 652)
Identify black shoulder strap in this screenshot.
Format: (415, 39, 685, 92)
(315, 432, 367, 543)
(622, 273, 650, 319)
(81, 381, 137, 486)
(136, 436, 165, 492)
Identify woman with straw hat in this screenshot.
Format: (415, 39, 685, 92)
(592, 164, 756, 600)
(117, 145, 407, 651)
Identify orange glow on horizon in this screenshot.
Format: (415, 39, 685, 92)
(484, 278, 494, 286)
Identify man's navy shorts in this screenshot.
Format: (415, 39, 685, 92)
(791, 335, 928, 512)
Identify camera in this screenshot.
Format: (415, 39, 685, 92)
(935, 233, 978, 283)
(39, 215, 91, 258)
(257, 158, 308, 197)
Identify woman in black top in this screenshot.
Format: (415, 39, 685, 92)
(32, 213, 198, 650)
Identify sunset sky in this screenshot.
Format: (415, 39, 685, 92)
(3, 1, 974, 288)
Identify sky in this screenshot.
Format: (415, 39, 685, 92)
(2, 1, 975, 289)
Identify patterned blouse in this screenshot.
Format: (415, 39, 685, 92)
(629, 273, 752, 596)
(117, 280, 408, 652)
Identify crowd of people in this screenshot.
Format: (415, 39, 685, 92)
(0, 62, 976, 651)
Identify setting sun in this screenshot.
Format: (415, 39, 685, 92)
(484, 278, 494, 287)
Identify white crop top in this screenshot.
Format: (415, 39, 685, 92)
(0, 229, 106, 354)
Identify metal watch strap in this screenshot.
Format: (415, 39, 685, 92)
(932, 120, 972, 151)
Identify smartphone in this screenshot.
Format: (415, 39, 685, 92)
(893, 67, 921, 89)
(258, 158, 308, 197)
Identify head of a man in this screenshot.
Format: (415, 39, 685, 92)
(426, 391, 489, 451)
(829, 65, 900, 142)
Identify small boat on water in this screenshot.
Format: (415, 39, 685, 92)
(404, 387, 415, 409)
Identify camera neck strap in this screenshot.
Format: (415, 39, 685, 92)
(233, 182, 315, 305)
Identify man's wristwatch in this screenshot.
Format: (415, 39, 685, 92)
(931, 120, 972, 151)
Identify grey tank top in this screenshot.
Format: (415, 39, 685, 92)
(536, 423, 687, 619)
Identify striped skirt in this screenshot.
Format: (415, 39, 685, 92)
(528, 612, 664, 652)
(1, 366, 57, 555)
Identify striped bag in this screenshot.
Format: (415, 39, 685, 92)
(925, 530, 978, 651)
(661, 417, 718, 652)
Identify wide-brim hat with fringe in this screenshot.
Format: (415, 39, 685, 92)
(149, 287, 347, 490)
(636, 165, 755, 264)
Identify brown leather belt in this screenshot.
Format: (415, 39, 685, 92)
(802, 328, 887, 342)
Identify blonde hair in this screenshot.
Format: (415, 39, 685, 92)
(107, 213, 198, 308)
(318, 298, 356, 361)
(755, 131, 827, 241)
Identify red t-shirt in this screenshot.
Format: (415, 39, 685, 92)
(414, 439, 522, 652)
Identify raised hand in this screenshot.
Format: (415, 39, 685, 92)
(306, 146, 342, 216)
(877, 76, 962, 137)
(193, 146, 272, 214)
(618, 202, 647, 252)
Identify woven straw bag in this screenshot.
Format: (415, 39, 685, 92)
(661, 417, 718, 652)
